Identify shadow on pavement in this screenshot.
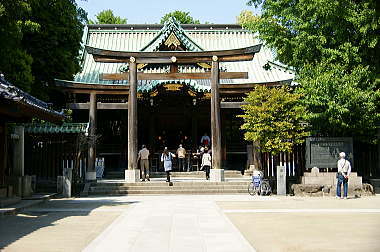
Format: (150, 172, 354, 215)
(0, 198, 138, 249)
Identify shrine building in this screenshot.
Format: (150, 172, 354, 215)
(55, 18, 294, 181)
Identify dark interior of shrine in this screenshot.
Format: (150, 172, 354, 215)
(72, 86, 247, 173)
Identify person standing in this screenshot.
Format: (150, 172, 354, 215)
(176, 144, 186, 172)
(201, 147, 212, 180)
(161, 147, 175, 182)
(138, 145, 150, 181)
(200, 133, 211, 147)
(337, 152, 351, 199)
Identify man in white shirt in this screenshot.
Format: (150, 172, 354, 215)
(336, 152, 351, 199)
(138, 145, 150, 181)
(176, 144, 186, 172)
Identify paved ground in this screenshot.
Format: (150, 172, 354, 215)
(218, 196, 380, 252)
(0, 195, 379, 252)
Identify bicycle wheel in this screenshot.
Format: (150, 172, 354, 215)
(248, 182, 258, 196)
(259, 180, 271, 196)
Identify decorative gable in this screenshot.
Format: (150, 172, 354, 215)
(164, 32, 182, 50)
(140, 17, 203, 52)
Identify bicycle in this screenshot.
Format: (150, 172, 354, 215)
(248, 171, 271, 196)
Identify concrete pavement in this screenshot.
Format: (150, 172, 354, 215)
(218, 196, 380, 252)
(83, 195, 256, 252)
(0, 195, 379, 251)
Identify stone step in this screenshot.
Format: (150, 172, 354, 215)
(88, 189, 248, 195)
(104, 171, 245, 179)
(93, 181, 250, 187)
(88, 180, 251, 195)
(90, 185, 248, 191)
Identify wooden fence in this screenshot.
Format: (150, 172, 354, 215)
(24, 134, 87, 183)
(261, 145, 306, 178)
(260, 145, 306, 192)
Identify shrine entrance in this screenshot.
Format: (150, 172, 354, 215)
(138, 83, 211, 154)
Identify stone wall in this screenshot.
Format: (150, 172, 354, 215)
(292, 167, 374, 197)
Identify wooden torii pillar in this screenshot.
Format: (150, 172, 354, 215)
(85, 44, 261, 182)
(211, 56, 222, 172)
(125, 57, 140, 181)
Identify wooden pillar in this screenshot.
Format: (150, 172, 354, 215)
(128, 57, 138, 170)
(211, 56, 222, 169)
(86, 92, 97, 180)
(12, 126, 24, 177)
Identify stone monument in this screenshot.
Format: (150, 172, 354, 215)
(277, 166, 286, 195)
(305, 137, 353, 169)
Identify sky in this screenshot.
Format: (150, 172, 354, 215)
(76, 0, 258, 24)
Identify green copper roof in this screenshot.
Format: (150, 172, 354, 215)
(24, 123, 88, 134)
(57, 19, 295, 90)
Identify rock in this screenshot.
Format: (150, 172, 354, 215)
(322, 185, 331, 194)
(362, 183, 375, 195)
(310, 167, 319, 176)
(291, 184, 324, 196)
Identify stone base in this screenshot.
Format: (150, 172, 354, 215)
(291, 183, 375, 197)
(302, 172, 362, 187)
(125, 169, 140, 182)
(210, 169, 225, 182)
(85, 171, 96, 181)
(21, 176, 32, 197)
(63, 177, 71, 198)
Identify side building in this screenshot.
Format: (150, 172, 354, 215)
(0, 75, 64, 198)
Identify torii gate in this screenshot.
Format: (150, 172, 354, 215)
(86, 44, 261, 182)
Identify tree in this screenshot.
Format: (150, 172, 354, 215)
(89, 9, 127, 24)
(240, 0, 379, 142)
(0, 0, 39, 91)
(239, 86, 309, 155)
(160, 11, 200, 24)
(236, 10, 256, 25)
(297, 62, 379, 142)
(22, 0, 87, 101)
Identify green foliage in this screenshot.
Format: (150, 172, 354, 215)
(240, 0, 379, 142)
(0, 0, 38, 91)
(239, 86, 309, 155)
(0, 0, 86, 102)
(22, 0, 87, 101)
(237, 10, 257, 25)
(160, 11, 200, 24)
(89, 9, 127, 24)
(297, 63, 380, 142)
(243, 0, 378, 71)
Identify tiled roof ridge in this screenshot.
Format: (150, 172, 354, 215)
(87, 23, 244, 31)
(140, 17, 203, 52)
(24, 122, 89, 134)
(0, 76, 63, 118)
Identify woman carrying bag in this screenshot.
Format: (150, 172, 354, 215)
(161, 147, 175, 182)
(201, 147, 211, 180)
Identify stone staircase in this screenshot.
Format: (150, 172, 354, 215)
(88, 180, 250, 195)
(104, 170, 245, 179)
